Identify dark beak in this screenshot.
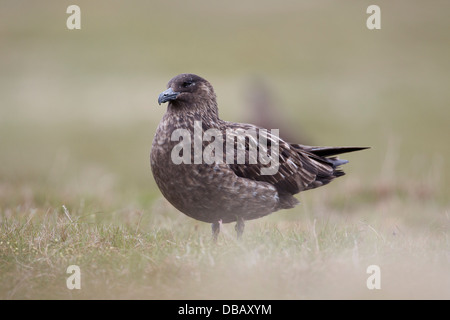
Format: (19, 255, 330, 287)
(158, 88, 180, 105)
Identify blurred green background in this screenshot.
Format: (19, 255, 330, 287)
(1, 0, 449, 197)
(0, 0, 449, 299)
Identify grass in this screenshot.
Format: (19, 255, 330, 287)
(1, 0, 449, 299)
(1, 167, 448, 299)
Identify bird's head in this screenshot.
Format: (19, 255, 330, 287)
(158, 74, 217, 111)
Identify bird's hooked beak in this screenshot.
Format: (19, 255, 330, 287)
(158, 88, 180, 105)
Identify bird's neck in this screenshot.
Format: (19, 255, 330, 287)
(167, 101, 221, 127)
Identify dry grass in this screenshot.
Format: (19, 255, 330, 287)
(1, 167, 448, 299)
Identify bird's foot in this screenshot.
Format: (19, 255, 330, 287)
(212, 220, 222, 242)
(235, 217, 245, 240)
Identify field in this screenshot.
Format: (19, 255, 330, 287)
(0, 1, 449, 299)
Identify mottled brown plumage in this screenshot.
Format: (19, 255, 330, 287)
(150, 74, 367, 240)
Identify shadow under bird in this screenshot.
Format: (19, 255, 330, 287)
(150, 73, 368, 241)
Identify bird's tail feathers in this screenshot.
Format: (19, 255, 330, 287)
(294, 145, 370, 157)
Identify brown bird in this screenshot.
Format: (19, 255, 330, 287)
(243, 76, 312, 144)
(150, 74, 367, 241)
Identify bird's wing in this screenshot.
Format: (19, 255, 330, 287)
(222, 122, 339, 195)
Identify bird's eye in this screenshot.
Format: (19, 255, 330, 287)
(182, 81, 195, 88)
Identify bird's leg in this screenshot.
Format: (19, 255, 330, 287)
(235, 216, 245, 240)
(211, 220, 221, 242)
